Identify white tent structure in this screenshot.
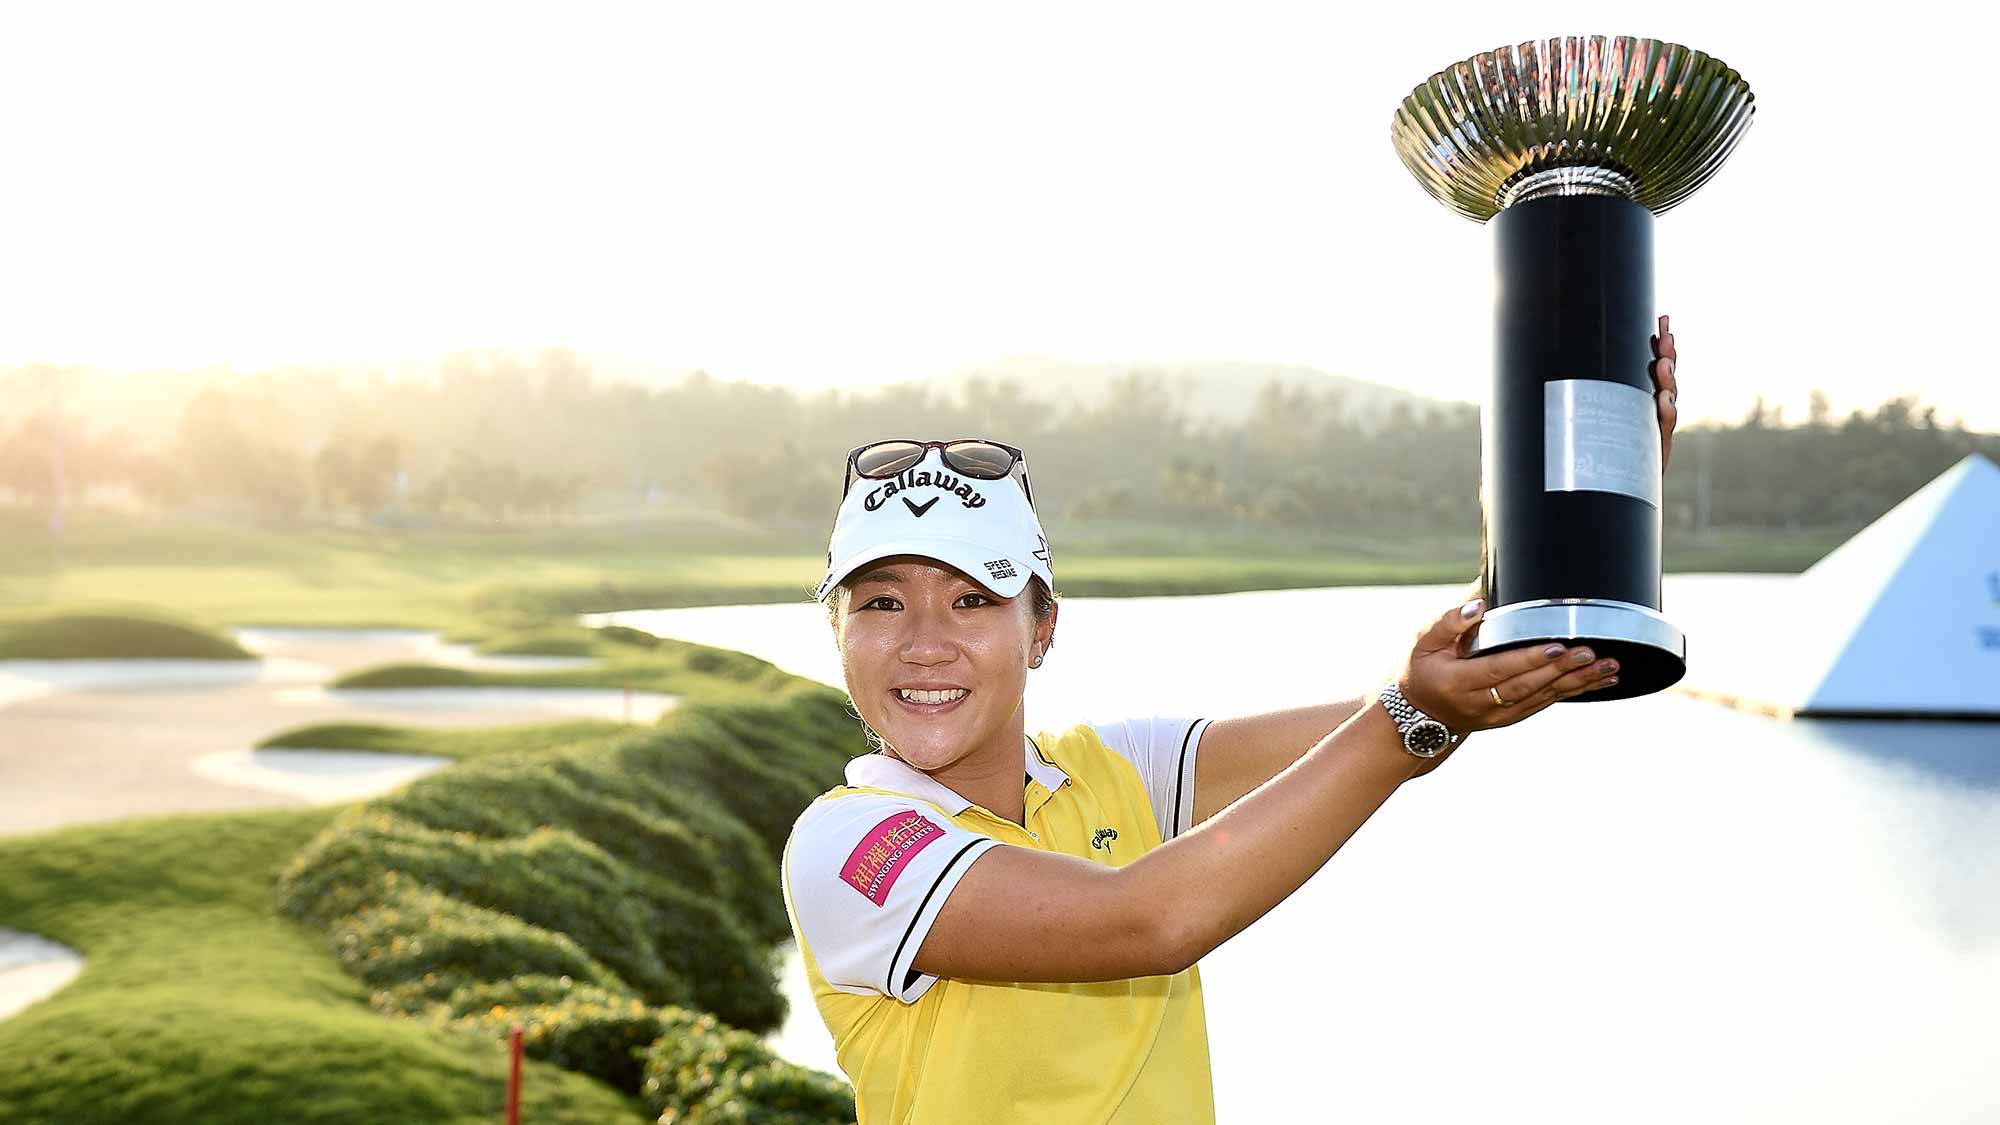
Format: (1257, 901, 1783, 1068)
(1680, 452, 2000, 718)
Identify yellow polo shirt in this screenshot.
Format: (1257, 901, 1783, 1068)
(781, 717, 1216, 1125)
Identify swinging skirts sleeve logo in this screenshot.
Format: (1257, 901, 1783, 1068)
(842, 810, 946, 906)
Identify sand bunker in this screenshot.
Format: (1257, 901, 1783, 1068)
(0, 659, 269, 712)
(189, 748, 455, 804)
(3, 626, 674, 839)
(233, 627, 598, 673)
(0, 928, 84, 1022)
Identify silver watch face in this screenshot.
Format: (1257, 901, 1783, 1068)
(1405, 719, 1451, 757)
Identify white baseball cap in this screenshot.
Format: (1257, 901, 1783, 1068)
(815, 445, 1053, 603)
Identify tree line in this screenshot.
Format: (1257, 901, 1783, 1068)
(0, 356, 1992, 538)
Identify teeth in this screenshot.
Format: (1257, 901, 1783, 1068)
(898, 688, 968, 705)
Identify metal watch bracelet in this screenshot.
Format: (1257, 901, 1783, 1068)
(1378, 682, 1460, 759)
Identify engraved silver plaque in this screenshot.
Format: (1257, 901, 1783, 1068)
(1544, 379, 1661, 508)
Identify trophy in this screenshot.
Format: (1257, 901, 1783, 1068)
(1391, 35, 1754, 699)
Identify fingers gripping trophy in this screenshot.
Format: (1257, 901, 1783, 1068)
(1390, 35, 1755, 699)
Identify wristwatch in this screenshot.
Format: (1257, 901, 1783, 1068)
(1377, 682, 1462, 759)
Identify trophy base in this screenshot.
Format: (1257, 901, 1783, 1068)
(1466, 597, 1687, 701)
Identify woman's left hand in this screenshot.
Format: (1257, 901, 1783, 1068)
(1651, 314, 1679, 470)
(1416, 315, 1681, 782)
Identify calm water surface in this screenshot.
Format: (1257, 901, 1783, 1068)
(595, 576, 1999, 1125)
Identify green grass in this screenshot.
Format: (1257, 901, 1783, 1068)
(259, 686, 863, 1117)
(0, 510, 819, 632)
(0, 611, 253, 660)
(0, 510, 1858, 633)
(258, 719, 631, 762)
(1, 658, 861, 1122)
(469, 549, 1491, 618)
(472, 627, 600, 657)
(0, 808, 648, 1124)
(1662, 526, 1853, 573)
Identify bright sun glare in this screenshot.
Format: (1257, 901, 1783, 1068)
(1, 1, 1994, 429)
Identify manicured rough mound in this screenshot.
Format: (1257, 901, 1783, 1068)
(0, 807, 652, 1125)
(0, 612, 252, 660)
(274, 686, 865, 1122)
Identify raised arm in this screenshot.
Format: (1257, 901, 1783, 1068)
(1156, 321, 1682, 840)
(914, 695, 1411, 983)
(914, 597, 1618, 984)
(1188, 576, 1486, 822)
(1189, 696, 1368, 824)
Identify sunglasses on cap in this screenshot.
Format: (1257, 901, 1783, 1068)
(840, 438, 1036, 509)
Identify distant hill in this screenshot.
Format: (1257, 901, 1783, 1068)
(1, 353, 1464, 444)
(553, 352, 1471, 432)
(555, 352, 1466, 431)
(920, 355, 1468, 430)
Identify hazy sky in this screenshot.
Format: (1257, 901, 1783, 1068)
(5, 2, 1996, 428)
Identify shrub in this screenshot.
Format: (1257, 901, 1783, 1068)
(597, 624, 662, 649)
(329, 880, 629, 994)
(641, 1012, 855, 1125)
(685, 647, 772, 680)
(603, 720, 824, 864)
(430, 974, 629, 1016)
(544, 755, 791, 943)
(413, 985, 857, 1116)
(370, 972, 627, 1018)
(372, 754, 788, 944)
(447, 993, 698, 1095)
(602, 697, 863, 861)
(274, 691, 863, 1100)
(277, 809, 780, 1030)
(672, 1063, 860, 1125)
(477, 629, 599, 657)
(699, 699, 862, 791)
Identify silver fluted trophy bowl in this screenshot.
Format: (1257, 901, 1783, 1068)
(1389, 36, 1754, 700)
(1392, 36, 1755, 222)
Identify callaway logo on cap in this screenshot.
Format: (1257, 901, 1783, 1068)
(816, 447, 1054, 602)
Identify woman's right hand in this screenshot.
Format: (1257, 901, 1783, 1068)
(907, 596, 1612, 986)
(1398, 598, 1621, 738)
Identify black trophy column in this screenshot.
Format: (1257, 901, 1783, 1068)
(1485, 194, 1661, 615)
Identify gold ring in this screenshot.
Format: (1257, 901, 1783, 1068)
(1489, 685, 1512, 707)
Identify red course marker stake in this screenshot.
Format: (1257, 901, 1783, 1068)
(506, 1024, 524, 1125)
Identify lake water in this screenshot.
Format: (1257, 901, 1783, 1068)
(593, 576, 2000, 1125)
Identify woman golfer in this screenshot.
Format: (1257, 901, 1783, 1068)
(782, 324, 1681, 1123)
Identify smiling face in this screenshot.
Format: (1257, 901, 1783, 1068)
(831, 555, 1056, 777)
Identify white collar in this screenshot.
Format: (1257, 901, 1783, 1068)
(1024, 733, 1070, 791)
(845, 734, 1070, 814)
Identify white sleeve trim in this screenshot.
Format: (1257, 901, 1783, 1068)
(783, 794, 1001, 1004)
(1170, 717, 1209, 839)
(885, 836, 1003, 1002)
(1087, 716, 1212, 842)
